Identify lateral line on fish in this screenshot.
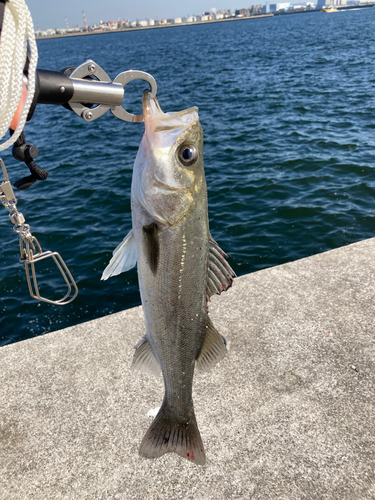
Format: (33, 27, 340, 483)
(177, 233, 187, 302)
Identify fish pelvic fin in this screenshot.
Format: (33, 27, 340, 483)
(131, 336, 161, 377)
(139, 403, 205, 466)
(206, 235, 236, 299)
(196, 316, 227, 372)
(101, 229, 137, 281)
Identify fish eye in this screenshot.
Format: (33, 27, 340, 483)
(178, 144, 198, 167)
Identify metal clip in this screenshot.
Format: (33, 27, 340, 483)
(20, 236, 78, 305)
(0, 158, 17, 202)
(111, 70, 158, 123)
(66, 60, 157, 123)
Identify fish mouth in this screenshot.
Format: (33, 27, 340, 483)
(143, 89, 163, 118)
(142, 90, 198, 125)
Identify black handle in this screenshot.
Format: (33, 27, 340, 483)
(35, 69, 74, 105)
(26, 69, 76, 121)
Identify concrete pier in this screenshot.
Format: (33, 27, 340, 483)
(1, 238, 374, 499)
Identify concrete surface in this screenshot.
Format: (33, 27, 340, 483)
(1, 238, 375, 500)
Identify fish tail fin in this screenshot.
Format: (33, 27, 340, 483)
(139, 403, 205, 465)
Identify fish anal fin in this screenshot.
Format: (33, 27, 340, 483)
(196, 316, 227, 372)
(139, 403, 205, 466)
(206, 235, 235, 297)
(131, 336, 161, 377)
(101, 229, 137, 281)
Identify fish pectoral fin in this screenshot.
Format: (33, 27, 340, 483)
(139, 403, 205, 465)
(206, 235, 236, 298)
(101, 229, 137, 281)
(131, 336, 161, 377)
(196, 316, 227, 372)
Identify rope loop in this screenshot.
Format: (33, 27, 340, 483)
(0, 0, 37, 151)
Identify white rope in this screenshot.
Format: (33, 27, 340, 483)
(0, 0, 37, 151)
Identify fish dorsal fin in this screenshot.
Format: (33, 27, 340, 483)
(196, 316, 227, 372)
(206, 235, 236, 298)
(131, 336, 161, 377)
(101, 229, 137, 281)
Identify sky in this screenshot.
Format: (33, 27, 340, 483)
(27, 1, 244, 31)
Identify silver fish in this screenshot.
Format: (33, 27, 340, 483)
(102, 91, 235, 465)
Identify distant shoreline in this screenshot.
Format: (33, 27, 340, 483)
(36, 4, 375, 41)
(36, 14, 274, 40)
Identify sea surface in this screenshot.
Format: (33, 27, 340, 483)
(1, 9, 375, 345)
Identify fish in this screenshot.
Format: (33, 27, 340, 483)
(101, 90, 235, 465)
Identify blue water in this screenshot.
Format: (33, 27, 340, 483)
(1, 9, 375, 345)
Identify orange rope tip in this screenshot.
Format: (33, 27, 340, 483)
(10, 83, 28, 131)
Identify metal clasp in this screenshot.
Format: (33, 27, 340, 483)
(67, 60, 157, 123)
(111, 70, 158, 123)
(20, 236, 78, 305)
(0, 158, 17, 202)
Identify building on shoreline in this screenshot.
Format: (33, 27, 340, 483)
(34, 8, 239, 36)
(39, 1, 375, 38)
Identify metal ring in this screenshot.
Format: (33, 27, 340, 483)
(110, 70, 157, 123)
